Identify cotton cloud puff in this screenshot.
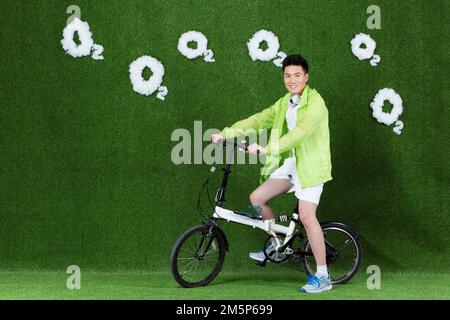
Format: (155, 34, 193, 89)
(61, 17, 94, 58)
(370, 88, 403, 126)
(247, 29, 280, 62)
(178, 31, 215, 62)
(129, 55, 167, 100)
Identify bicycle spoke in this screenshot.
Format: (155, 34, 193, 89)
(203, 248, 219, 257)
(192, 259, 200, 275)
(331, 238, 354, 252)
(180, 259, 197, 276)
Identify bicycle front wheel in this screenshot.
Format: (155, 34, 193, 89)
(302, 222, 362, 284)
(170, 224, 226, 288)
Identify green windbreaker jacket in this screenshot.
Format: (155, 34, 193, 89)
(220, 85, 332, 188)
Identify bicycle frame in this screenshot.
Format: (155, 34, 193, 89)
(212, 207, 298, 248)
(212, 140, 298, 251)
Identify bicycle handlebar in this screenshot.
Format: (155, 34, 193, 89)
(216, 139, 247, 151)
(215, 139, 260, 154)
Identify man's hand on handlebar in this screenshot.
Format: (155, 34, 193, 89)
(211, 133, 224, 144)
(211, 133, 266, 155)
(246, 143, 267, 155)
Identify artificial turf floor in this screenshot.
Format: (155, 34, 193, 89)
(1, 269, 449, 300)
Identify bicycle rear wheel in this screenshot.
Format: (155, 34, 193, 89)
(170, 224, 226, 288)
(301, 222, 362, 284)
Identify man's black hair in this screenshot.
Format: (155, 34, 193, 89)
(282, 54, 309, 73)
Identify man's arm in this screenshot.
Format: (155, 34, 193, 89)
(220, 99, 281, 140)
(266, 95, 327, 156)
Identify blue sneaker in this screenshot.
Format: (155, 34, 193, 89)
(300, 274, 332, 293)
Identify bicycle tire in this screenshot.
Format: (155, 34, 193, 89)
(301, 221, 362, 284)
(170, 224, 226, 288)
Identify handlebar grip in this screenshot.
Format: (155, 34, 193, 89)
(244, 146, 260, 154)
(216, 139, 259, 154)
(216, 139, 243, 148)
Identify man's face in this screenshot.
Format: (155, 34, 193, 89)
(283, 65, 309, 95)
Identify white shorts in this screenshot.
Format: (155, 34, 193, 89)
(269, 157, 324, 205)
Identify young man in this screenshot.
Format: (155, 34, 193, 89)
(211, 54, 333, 293)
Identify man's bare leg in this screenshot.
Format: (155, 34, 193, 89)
(299, 200, 332, 293)
(249, 178, 293, 220)
(248, 178, 293, 263)
(298, 200, 326, 266)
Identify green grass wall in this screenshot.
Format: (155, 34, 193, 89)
(1, 0, 449, 273)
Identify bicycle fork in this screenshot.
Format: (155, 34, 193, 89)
(196, 220, 222, 259)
